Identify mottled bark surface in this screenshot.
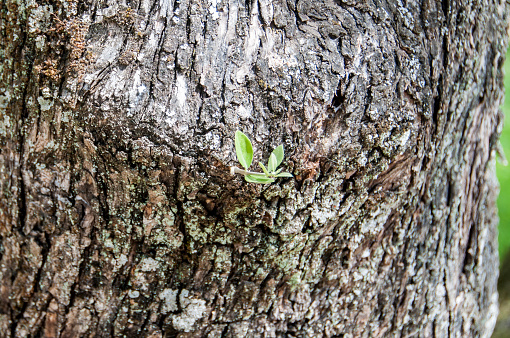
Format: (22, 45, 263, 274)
(0, 0, 507, 337)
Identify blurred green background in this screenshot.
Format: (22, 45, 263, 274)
(498, 49, 510, 261)
(493, 47, 510, 338)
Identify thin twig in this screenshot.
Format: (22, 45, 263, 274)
(230, 166, 267, 176)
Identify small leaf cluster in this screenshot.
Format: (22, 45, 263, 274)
(233, 131, 292, 184)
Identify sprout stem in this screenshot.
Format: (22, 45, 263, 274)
(230, 166, 268, 177)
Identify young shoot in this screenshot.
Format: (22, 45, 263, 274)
(230, 131, 293, 184)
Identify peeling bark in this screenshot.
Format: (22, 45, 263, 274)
(0, 0, 507, 337)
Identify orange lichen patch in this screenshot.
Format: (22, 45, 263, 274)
(44, 14, 91, 79)
(65, 18, 91, 79)
(34, 59, 61, 82)
(28, 10, 92, 87)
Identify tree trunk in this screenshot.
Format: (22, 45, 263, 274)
(0, 0, 507, 337)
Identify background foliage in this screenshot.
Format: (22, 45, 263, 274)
(493, 47, 510, 338)
(498, 49, 510, 260)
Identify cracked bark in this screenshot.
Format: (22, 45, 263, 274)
(0, 0, 507, 337)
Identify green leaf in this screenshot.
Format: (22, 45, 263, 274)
(235, 131, 253, 170)
(268, 153, 278, 172)
(245, 174, 275, 184)
(258, 162, 270, 176)
(271, 145, 284, 167)
(276, 172, 293, 178)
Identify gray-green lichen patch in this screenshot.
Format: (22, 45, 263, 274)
(128, 290, 140, 299)
(170, 290, 207, 332)
(0, 112, 11, 137)
(27, 3, 53, 34)
(159, 288, 179, 314)
(139, 257, 159, 272)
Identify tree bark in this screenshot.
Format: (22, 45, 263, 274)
(0, 0, 507, 337)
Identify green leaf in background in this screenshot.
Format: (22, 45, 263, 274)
(235, 131, 253, 170)
(268, 153, 278, 172)
(271, 145, 284, 167)
(493, 47, 510, 338)
(498, 46, 510, 261)
(245, 174, 275, 184)
(276, 172, 293, 178)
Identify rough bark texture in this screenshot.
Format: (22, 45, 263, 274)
(0, 0, 507, 337)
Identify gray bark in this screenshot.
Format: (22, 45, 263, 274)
(0, 0, 507, 337)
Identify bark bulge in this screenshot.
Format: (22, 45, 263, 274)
(0, 0, 507, 337)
